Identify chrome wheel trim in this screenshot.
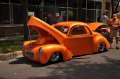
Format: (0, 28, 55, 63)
(99, 42, 106, 52)
(50, 53, 60, 62)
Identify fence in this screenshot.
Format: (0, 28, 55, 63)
(0, 24, 24, 37)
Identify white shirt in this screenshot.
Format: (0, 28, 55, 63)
(100, 15, 109, 24)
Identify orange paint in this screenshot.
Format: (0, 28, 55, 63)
(22, 16, 110, 64)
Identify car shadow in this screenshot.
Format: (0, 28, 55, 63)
(9, 51, 108, 67)
(9, 57, 47, 67)
(9, 57, 64, 67)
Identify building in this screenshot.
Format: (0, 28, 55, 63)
(0, 0, 112, 36)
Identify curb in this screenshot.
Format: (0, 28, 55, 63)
(0, 51, 22, 61)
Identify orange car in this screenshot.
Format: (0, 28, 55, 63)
(22, 16, 110, 64)
(88, 22, 110, 41)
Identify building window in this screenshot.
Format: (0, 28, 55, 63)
(95, 2, 102, 9)
(44, 0, 55, 6)
(12, 4, 23, 24)
(87, 1, 95, 9)
(82, 0, 86, 8)
(56, 0, 67, 7)
(0, 3, 10, 24)
(0, 0, 9, 3)
(68, 0, 77, 8)
(28, 0, 41, 5)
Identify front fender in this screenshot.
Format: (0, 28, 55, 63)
(94, 36, 110, 52)
(39, 44, 73, 64)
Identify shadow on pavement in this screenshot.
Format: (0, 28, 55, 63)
(26, 56, 120, 79)
(9, 57, 47, 67)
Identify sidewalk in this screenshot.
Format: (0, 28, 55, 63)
(0, 51, 22, 61)
(0, 35, 38, 61)
(0, 36, 23, 61)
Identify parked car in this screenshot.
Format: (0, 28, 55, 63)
(22, 16, 110, 64)
(88, 22, 110, 42)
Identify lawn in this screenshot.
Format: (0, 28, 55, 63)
(0, 40, 23, 54)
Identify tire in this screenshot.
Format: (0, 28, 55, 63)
(49, 52, 62, 63)
(98, 42, 106, 52)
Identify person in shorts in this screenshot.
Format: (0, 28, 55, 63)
(108, 14, 120, 49)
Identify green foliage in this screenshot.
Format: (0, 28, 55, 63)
(0, 40, 23, 54)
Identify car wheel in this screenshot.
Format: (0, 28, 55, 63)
(98, 42, 106, 52)
(49, 52, 61, 63)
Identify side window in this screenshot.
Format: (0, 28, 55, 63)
(84, 26, 92, 35)
(71, 25, 87, 35)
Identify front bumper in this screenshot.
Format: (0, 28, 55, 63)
(25, 50, 34, 58)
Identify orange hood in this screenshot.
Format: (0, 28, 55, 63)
(27, 16, 66, 44)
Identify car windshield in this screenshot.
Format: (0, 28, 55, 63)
(54, 26, 69, 34)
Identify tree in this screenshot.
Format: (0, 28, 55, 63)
(21, 0, 29, 41)
(111, 0, 120, 14)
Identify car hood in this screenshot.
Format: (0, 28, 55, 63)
(88, 22, 105, 31)
(27, 16, 66, 44)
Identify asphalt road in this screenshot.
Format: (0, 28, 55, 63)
(0, 43, 120, 79)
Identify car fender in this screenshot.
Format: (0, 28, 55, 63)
(39, 44, 73, 64)
(94, 35, 110, 52)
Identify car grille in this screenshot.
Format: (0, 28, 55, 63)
(25, 50, 34, 58)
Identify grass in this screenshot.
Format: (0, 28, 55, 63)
(0, 40, 23, 54)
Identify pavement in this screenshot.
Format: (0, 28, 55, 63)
(0, 47, 120, 79)
(0, 51, 22, 61)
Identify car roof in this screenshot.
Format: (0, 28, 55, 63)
(53, 21, 89, 28)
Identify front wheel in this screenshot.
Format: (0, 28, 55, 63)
(98, 42, 106, 52)
(49, 52, 62, 63)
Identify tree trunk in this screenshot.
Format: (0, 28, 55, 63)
(21, 0, 28, 41)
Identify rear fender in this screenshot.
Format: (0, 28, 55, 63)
(94, 36, 110, 52)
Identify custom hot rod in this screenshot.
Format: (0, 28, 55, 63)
(22, 16, 110, 64)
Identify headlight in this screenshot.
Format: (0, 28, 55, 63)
(39, 48, 42, 54)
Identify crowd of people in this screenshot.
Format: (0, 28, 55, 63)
(45, 12, 64, 25)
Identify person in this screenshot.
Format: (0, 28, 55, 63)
(45, 12, 56, 25)
(58, 14, 63, 22)
(56, 13, 63, 22)
(100, 12, 109, 24)
(117, 13, 120, 41)
(108, 13, 120, 49)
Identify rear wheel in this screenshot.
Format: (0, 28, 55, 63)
(98, 42, 106, 52)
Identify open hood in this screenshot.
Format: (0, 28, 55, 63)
(27, 16, 66, 44)
(88, 22, 105, 31)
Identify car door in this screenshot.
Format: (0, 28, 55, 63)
(64, 25, 94, 56)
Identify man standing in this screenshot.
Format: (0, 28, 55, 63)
(45, 12, 56, 25)
(100, 12, 109, 24)
(108, 14, 120, 49)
